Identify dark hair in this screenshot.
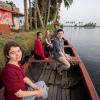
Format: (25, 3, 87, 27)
(3, 41, 22, 64)
(37, 32, 42, 37)
(56, 29, 64, 34)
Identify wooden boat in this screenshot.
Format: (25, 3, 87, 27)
(22, 39, 99, 100)
(0, 39, 99, 100)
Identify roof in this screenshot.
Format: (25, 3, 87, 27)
(0, 7, 24, 16)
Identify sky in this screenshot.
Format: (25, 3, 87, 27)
(3, 0, 100, 26)
(60, 0, 100, 26)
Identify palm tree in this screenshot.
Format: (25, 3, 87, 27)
(31, 0, 73, 28)
(34, 0, 37, 29)
(24, 0, 29, 31)
(41, 0, 47, 25)
(36, 3, 45, 28)
(6, 1, 16, 7)
(46, 0, 51, 27)
(53, 0, 73, 24)
(29, 0, 32, 30)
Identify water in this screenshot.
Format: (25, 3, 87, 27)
(64, 27, 100, 96)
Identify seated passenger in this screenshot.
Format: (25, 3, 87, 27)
(34, 32, 48, 60)
(1, 41, 48, 100)
(44, 30, 53, 54)
(52, 29, 71, 75)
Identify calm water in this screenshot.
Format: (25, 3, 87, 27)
(64, 27, 100, 96)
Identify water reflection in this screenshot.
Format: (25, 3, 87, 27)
(64, 27, 100, 96)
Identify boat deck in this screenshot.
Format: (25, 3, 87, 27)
(26, 62, 91, 100)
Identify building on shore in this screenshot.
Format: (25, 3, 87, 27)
(0, 1, 24, 34)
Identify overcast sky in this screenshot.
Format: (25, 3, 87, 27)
(3, 0, 100, 25)
(60, 0, 100, 25)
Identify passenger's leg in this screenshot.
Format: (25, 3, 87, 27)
(57, 56, 70, 73)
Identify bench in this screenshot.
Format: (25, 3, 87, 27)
(23, 56, 80, 72)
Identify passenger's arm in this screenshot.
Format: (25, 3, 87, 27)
(14, 88, 43, 97)
(23, 77, 39, 89)
(62, 50, 70, 59)
(45, 38, 50, 45)
(59, 51, 65, 57)
(38, 40, 45, 59)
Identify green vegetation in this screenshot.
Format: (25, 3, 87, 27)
(84, 23, 96, 27)
(24, 0, 73, 31)
(0, 31, 36, 69)
(5, 1, 16, 7)
(0, 32, 34, 69)
(0, 26, 55, 70)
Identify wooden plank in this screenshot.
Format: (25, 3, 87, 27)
(49, 63, 57, 70)
(57, 87, 62, 100)
(45, 70, 52, 83)
(52, 86, 58, 100)
(42, 70, 51, 83)
(66, 89, 71, 100)
(29, 63, 43, 81)
(43, 63, 47, 69)
(48, 85, 54, 100)
(41, 70, 48, 81)
(38, 64, 47, 80)
(48, 71, 56, 84)
(44, 64, 51, 70)
(61, 71, 67, 87)
(43, 63, 57, 71)
(39, 69, 45, 81)
(55, 73, 62, 85)
(62, 89, 66, 100)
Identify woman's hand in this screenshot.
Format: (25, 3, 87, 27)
(35, 88, 44, 97)
(32, 85, 40, 90)
(65, 54, 70, 60)
(44, 58, 48, 61)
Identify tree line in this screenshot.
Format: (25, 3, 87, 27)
(5, 0, 73, 31)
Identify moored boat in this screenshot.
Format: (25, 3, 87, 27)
(0, 39, 99, 100)
(22, 39, 99, 100)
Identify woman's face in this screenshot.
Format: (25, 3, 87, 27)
(8, 46, 22, 63)
(46, 31, 50, 35)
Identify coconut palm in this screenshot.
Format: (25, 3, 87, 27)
(41, 0, 47, 25)
(29, 0, 32, 30)
(45, 0, 51, 27)
(31, 0, 73, 28)
(53, 0, 73, 24)
(24, 0, 29, 31)
(34, 0, 37, 29)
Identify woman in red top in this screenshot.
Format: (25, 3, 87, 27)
(34, 32, 48, 60)
(1, 41, 48, 100)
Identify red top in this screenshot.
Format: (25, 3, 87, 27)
(2, 63, 26, 100)
(34, 38, 45, 59)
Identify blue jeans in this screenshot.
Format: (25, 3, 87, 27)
(21, 81, 48, 100)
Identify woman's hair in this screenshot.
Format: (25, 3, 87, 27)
(3, 41, 22, 64)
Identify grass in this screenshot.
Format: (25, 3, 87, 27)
(0, 31, 41, 69)
(0, 31, 36, 70)
(0, 25, 55, 72)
